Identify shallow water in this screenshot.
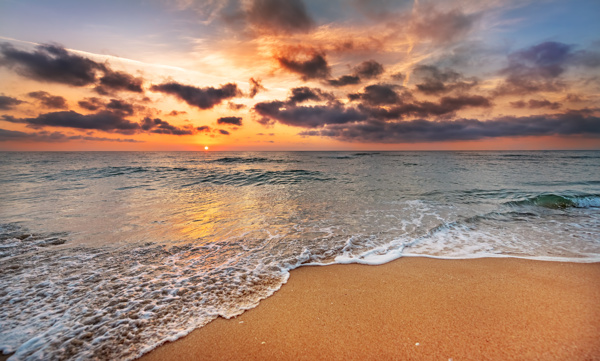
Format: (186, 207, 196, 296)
(1, 151, 599, 360)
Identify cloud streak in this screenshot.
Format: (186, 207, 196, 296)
(299, 112, 600, 143)
(3, 110, 196, 136)
(0, 128, 142, 143)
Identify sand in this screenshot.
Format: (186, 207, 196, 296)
(137, 257, 600, 360)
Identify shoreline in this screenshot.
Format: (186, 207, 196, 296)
(138, 257, 600, 360)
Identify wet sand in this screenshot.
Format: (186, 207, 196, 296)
(139, 257, 600, 360)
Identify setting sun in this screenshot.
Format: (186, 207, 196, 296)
(204, 146, 209, 150)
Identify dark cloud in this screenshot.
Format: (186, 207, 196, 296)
(287, 87, 333, 104)
(413, 65, 477, 95)
(0, 128, 142, 143)
(228, 102, 247, 110)
(328, 60, 384, 87)
(358, 95, 492, 120)
(140, 117, 195, 135)
(27, 91, 68, 109)
(168, 110, 187, 116)
(197, 125, 211, 132)
(348, 84, 403, 106)
(106, 99, 135, 116)
(0, 95, 24, 110)
(276, 51, 331, 80)
(496, 42, 600, 96)
(256, 84, 491, 129)
(0, 43, 105, 86)
(0, 43, 145, 94)
(510, 99, 561, 110)
(410, 8, 480, 44)
(254, 100, 367, 128)
(298, 112, 600, 143)
(353, 60, 384, 79)
(256, 116, 276, 127)
(78, 97, 104, 111)
(249, 77, 265, 98)
(3, 111, 141, 135)
(150, 82, 241, 109)
(571, 49, 600, 68)
(218, 129, 230, 135)
(391, 72, 405, 81)
(217, 116, 243, 126)
(3, 109, 198, 136)
(328, 75, 361, 87)
(96, 70, 144, 94)
(247, 0, 314, 34)
(496, 42, 574, 95)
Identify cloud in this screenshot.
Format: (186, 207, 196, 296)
(410, 8, 480, 44)
(287, 87, 333, 104)
(0, 43, 145, 94)
(3, 110, 141, 134)
(298, 112, 600, 143)
(391, 72, 405, 81)
(140, 117, 195, 135)
(255, 84, 492, 129)
(106, 99, 135, 116)
(0, 95, 24, 110)
(217, 116, 243, 126)
(328, 75, 361, 87)
(412, 65, 477, 95)
(28, 91, 68, 109)
(227, 102, 246, 110)
(510, 99, 561, 110)
(348, 84, 404, 106)
(3, 108, 200, 137)
(254, 100, 367, 128)
(150, 82, 241, 109)
(276, 50, 331, 80)
(246, 0, 314, 34)
(218, 129, 230, 135)
(197, 125, 211, 132)
(358, 95, 492, 119)
(248, 77, 265, 98)
(0, 128, 142, 143)
(0, 43, 104, 86)
(353, 60, 384, 79)
(96, 70, 144, 94)
(168, 110, 187, 116)
(328, 60, 384, 87)
(496, 42, 575, 95)
(78, 97, 105, 111)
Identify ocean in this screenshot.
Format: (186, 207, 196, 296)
(1, 151, 599, 360)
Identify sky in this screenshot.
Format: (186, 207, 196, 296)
(0, 0, 599, 151)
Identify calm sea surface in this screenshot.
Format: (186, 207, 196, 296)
(1, 151, 599, 360)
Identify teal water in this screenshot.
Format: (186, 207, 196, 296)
(1, 151, 599, 360)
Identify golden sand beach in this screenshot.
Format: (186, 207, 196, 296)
(138, 257, 600, 360)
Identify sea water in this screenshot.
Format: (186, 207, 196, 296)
(1, 151, 599, 360)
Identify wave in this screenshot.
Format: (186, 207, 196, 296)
(183, 169, 333, 187)
(36, 166, 189, 182)
(352, 152, 381, 156)
(506, 194, 600, 209)
(211, 157, 295, 164)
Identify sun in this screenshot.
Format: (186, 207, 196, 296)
(204, 146, 209, 150)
